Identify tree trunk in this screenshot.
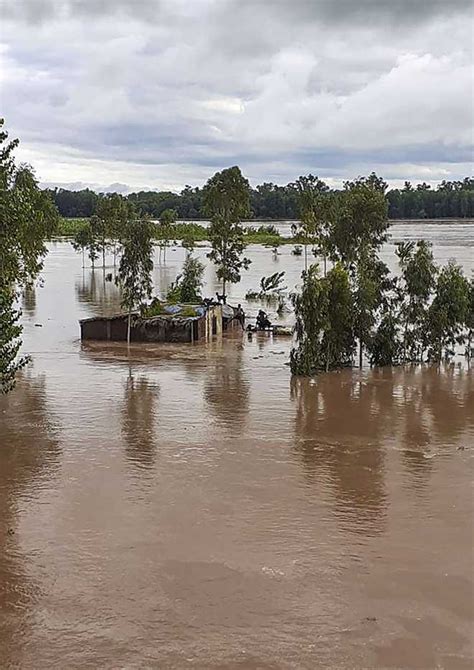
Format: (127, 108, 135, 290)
(102, 245, 105, 269)
(304, 244, 308, 272)
(222, 278, 226, 304)
(359, 340, 363, 368)
(127, 309, 131, 345)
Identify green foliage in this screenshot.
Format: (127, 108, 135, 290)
(426, 262, 470, 361)
(245, 272, 286, 301)
(0, 118, 58, 392)
(180, 306, 199, 317)
(141, 298, 165, 317)
(158, 209, 178, 254)
(260, 272, 286, 294)
(166, 254, 205, 304)
(293, 174, 331, 265)
(159, 208, 178, 226)
(96, 193, 130, 263)
(368, 311, 401, 367)
(203, 166, 251, 297)
(353, 251, 392, 366)
(180, 254, 205, 303)
(290, 264, 354, 375)
(48, 176, 474, 222)
(396, 240, 437, 361)
(71, 220, 100, 267)
(466, 278, 474, 358)
(328, 176, 389, 265)
(0, 288, 29, 394)
(117, 217, 154, 342)
(57, 217, 90, 236)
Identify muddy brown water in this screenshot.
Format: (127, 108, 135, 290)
(1, 221, 473, 669)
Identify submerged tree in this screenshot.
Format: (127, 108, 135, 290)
(95, 193, 129, 266)
(0, 290, 28, 393)
(158, 207, 177, 259)
(202, 166, 251, 302)
(353, 251, 392, 368)
(396, 240, 437, 362)
(0, 118, 58, 392)
(290, 264, 354, 375)
(367, 310, 401, 367)
(71, 222, 99, 268)
(426, 261, 470, 362)
(466, 277, 474, 359)
(328, 175, 389, 266)
(293, 174, 330, 272)
(89, 214, 108, 268)
(116, 217, 154, 344)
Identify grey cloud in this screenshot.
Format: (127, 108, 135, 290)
(258, 0, 474, 25)
(1, 0, 472, 189)
(3, 0, 472, 25)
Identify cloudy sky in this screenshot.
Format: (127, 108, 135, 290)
(1, 0, 473, 192)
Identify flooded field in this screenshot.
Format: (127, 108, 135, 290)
(1, 221, 473, 669)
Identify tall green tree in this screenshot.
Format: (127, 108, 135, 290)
(158, 208, 177, 259)
(328, 175, 389, 265)
(202, 166, 251, 301)
(353, 251, 392, 368)
(293, 174, 329, 271)
(396, 240, 437, 362)
(426, 262, 470, 361)
(96, 193, 129, 266)
(71, 223, 97, 268)
(465, 277, 474, 359)
(89, 213, 108, 268)
(116, 217, 154, 344)
(290, 264, 354, 375)
(0, 118, 58, 392)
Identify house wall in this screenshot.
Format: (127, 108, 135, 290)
(80, 305, 224, 343)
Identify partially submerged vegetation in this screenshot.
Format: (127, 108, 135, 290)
(290, 177, 474, 375)
(1, 115, 472, 394)
(0, 118, 59, 393)
(58, 218, 289, 247)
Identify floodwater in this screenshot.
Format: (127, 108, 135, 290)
(1, 221, 473, 669)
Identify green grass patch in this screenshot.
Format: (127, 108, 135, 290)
(56, 217, 89, 236)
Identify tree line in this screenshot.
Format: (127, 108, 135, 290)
(45, 176, 474, 221)
(1, 115, 473, 393)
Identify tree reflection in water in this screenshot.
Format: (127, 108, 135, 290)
(291, 370, 389, 536)
(121, 370, 159, 470)
(292, 364, 473, 533)
(399, 365, 473, 488)
(0, 371, 60, 667)
(21, 282, 37, 318)
(75, 268, 122, 316)
(204, 338, 250, 434)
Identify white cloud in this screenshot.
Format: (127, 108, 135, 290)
(0, 0, 472, 189)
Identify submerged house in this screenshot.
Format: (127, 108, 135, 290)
(80, 303, 228, 343)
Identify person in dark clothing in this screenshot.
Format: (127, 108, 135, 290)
(235, 304, 245, 329)
(256, 309, 271, 330)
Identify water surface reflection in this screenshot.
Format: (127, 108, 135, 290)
(0, 230, 472, 669)
(0, 371, 60, 668)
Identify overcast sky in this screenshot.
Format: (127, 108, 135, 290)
(1, 0, 473, 192)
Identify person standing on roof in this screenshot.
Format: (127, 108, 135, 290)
(234, 304, 245, 329)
